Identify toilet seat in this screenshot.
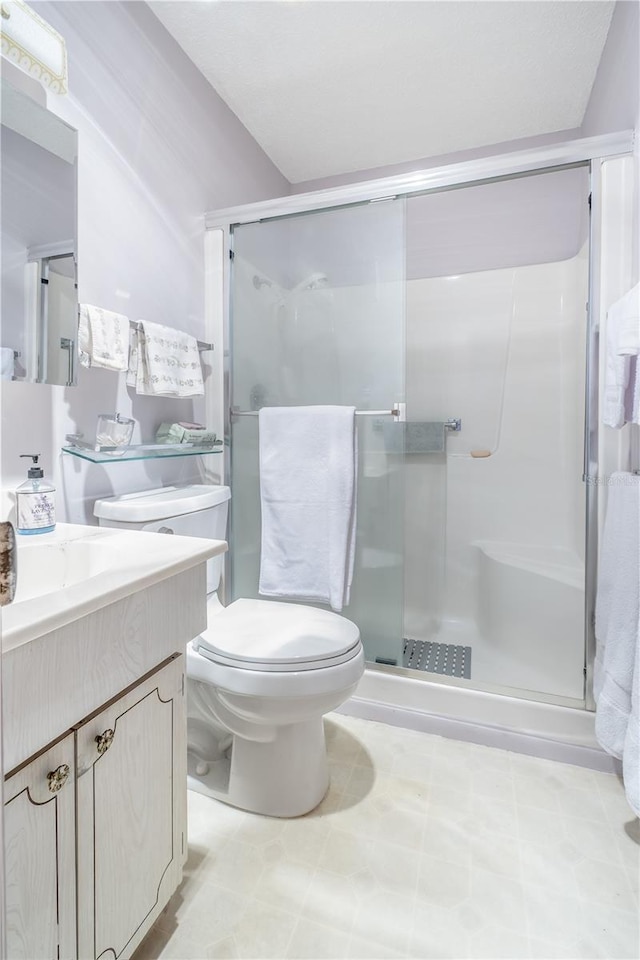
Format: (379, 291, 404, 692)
(193, 598, 361, 672)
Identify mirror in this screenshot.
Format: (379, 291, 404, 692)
(0, 81, 78, 385)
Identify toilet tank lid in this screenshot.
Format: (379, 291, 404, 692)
(93, 484, 230, 522)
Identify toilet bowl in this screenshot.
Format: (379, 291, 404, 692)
(187, 597, 363, 816)
(94, 484, 365, 817)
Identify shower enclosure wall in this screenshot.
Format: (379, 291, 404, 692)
(206, 131, 634, 748)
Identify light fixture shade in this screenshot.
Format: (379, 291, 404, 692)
(1, 0, 67, 94)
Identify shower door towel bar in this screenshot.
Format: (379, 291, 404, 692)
(231, 405, 404, 419)
(230, 408, 463, 432)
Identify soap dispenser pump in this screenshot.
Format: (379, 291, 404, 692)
(16, 454, 56, 535)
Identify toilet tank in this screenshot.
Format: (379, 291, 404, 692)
(93, 484, 230, 594)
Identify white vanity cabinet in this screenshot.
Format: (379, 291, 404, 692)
(2, 524, 226, 959)
(76, 655, 185, 960)
(4, 734, 77, 960)
(4, 655, 186, 960)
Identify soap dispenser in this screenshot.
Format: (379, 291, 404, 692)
(16, 455, 56, 535)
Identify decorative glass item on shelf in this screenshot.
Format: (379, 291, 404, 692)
(95, 413, 135, 453)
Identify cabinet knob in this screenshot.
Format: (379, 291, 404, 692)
(47, 763, 70, 793)
(95, 728, 115, 755)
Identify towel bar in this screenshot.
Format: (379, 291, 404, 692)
(230, 409, 462, 429)
(231, 406, 402, 419)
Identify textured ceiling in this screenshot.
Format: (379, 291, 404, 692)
(149, 1, 614, 184)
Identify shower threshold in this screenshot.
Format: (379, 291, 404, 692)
(402, 638, 472, 679)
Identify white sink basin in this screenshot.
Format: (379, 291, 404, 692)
(14, 539, 123, 602)
(2, 523, 226, 650)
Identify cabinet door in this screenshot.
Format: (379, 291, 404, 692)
(76, 655, 186, 960)
(4, 733, 76, 960)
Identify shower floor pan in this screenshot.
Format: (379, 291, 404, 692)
(403, 638, 472, 679)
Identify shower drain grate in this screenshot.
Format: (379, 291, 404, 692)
(403, 638, 472, 679)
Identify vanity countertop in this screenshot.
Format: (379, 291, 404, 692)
(2, 522, 226, 652)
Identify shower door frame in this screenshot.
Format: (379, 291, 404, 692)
(205, 128, 634, 712)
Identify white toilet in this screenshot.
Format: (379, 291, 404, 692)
(94, 484, 364, 817)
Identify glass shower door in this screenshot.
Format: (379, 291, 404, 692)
(230, 199, 406, 665)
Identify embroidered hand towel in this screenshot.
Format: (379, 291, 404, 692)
(78, 304, 129, 371)
(127, 321, 204, 397)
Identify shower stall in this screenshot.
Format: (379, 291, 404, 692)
(206, 131, 635, 754)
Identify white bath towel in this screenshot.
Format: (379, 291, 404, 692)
(78, 304, 129, 371)
(127, 320, 204, 397)
(612, 283, 640, 426)
(603, 285, 640, 427)
(0, 347, 14, 380)
(594, 472, 640, 816)
(632, 356, 640, 426)
(258, 406, 357, 613)
(614, 282, 640, 357)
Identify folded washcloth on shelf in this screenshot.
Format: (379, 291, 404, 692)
(127, 320, 204, 398)
(258, 405, 357, 613)
(603, 283, 640, 428)
(78, 304, 129, 371)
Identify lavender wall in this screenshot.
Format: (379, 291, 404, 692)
(0, 1, 288, 524)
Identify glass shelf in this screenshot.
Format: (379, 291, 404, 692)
(62, 441, 223, 464)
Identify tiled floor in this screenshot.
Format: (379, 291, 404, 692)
(135, 714, 640, 960)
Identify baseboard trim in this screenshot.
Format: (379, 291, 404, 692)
(338, 696, 621, 774)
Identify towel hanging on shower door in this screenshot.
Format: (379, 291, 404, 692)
(258, 405, 357, 613)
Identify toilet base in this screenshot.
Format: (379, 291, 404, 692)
(187, 717, 330, 817)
